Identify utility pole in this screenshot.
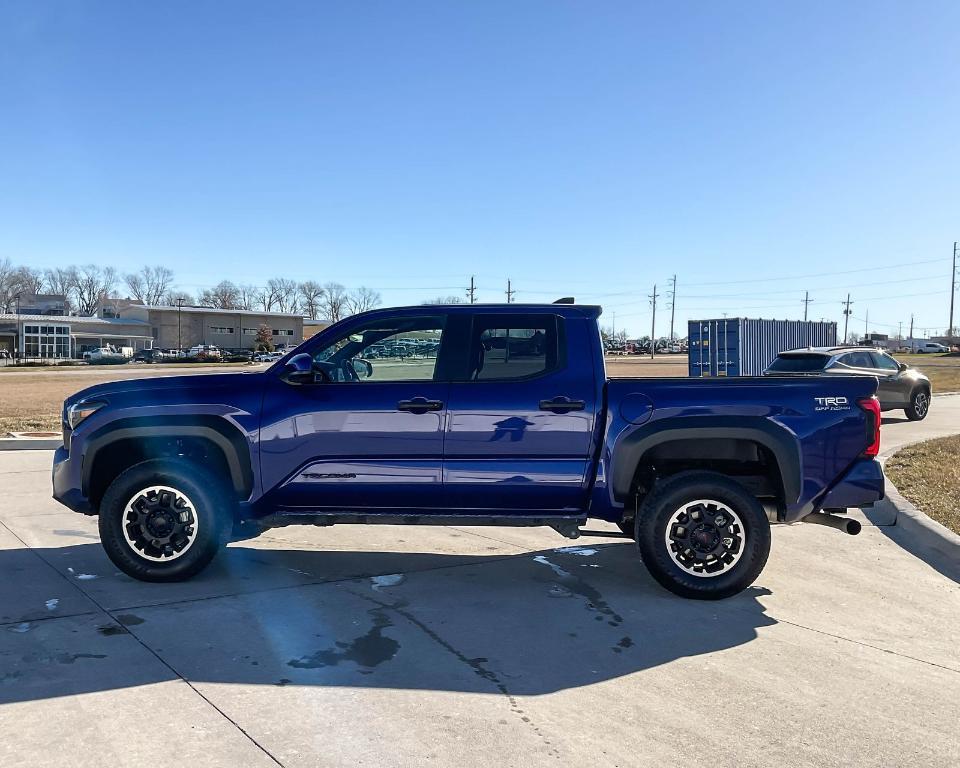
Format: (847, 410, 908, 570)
(802, 291, 813, 322)
(649, 284, 658, 359)
(612, 311, 616, 343)
(668, 274, 677, 340)
(950, 241, 958, 343)
(842, 294, 853, 343)
(466, 276, 476, 305)
(176, 297, 184, 351)
(909, 314, 914, 352)
(864, 309, 869, 341)
(898, 320, 903, 341)
(505, 279, 515, 303)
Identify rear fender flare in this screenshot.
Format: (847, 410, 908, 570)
(610, 417, 801, 505)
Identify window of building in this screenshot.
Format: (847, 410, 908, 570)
(210, 326, 234, 334)
(22, 323, 71, 359)
(274, 329, 293, 336)
(242, 328, 258, 335)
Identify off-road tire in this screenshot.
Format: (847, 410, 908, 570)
(98, 459, 232, 582)
(635, 470, 771, 600)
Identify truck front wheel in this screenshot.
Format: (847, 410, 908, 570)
(635, 471, 771, 600)
(98, 459, 232, 582)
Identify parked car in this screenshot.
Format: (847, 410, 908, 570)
(84, 346, 127, 364)
(222, 349, 254, 362)
(915, 342, 948, 354)
(253, 351, 283, 362)
(132, 349, 164, 363)
(186, 345, 222, 361)
(764, 346, 931, 420)
(53, 302, 883, 599)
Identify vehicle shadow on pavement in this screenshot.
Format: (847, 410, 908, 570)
(0, 541, 777, 705)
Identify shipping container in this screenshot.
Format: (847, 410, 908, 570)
(688, 318, 838, 377)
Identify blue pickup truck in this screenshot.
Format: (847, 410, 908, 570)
(52, 302, 884, 599)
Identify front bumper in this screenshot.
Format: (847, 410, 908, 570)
(51, 445, 93, 515)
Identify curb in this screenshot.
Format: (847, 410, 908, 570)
(875, 442, 960, 582)
(0, 438, 62, 451)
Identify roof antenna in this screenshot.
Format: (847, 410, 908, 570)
(553, 297, 575, 305)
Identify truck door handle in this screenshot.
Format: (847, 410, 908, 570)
(397, 398, 444, 413)
(539, 397, 586, 413)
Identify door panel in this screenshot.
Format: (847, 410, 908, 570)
(443, 314, 597, 512)
(258, 312, 450, 510)
(260, 380, 448, 509)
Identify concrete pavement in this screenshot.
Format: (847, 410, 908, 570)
(1, 404, 959, 768)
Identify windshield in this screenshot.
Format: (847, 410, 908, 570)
(767, 354, 829, 372)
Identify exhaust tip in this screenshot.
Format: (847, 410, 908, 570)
(845, 519, 862, 536)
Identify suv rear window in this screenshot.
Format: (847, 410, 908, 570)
(767, 353, 829, 372)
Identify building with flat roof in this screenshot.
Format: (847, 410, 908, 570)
(0, 313, 154, 359)
(0, 300, 305, 360)
(123, 304, 304, 351)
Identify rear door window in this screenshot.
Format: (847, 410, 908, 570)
(464, 314, 561, 381)
(841, 351, 875, 369)
(767, 354, 828, 372)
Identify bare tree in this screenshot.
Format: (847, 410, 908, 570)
(13, 266, 43, 295)
(320, 282, 349, 322)
(199, 280, 241, 309)
(0, 259, 17, 312)
(347, 286, 381, 315)
(163, 289, 195, 306)
(44, 267, 77, 311)
(421, 295, 464, 305)
(267, 277, 300, 313)
(124, 266, 174, 306)
(72, 264, 118, 315)
(237, 284, 260, 311)
(298, 281, 325, 319)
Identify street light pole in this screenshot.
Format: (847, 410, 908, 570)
(176, 297, 184, 352)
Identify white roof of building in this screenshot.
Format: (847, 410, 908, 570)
(140, 305, 303, 319)
(0, 313, 151, 326)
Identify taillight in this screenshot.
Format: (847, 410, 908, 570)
(858, 396, 881, 457)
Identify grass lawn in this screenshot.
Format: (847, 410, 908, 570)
(886, 435, 960, 536)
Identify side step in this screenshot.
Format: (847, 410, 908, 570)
(254, 510, 589, 532)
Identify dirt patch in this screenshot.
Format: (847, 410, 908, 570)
(0, 364, 255, 433)
(886, 435, 960, 536)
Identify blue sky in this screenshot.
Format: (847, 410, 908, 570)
(1, 1, 958, 338)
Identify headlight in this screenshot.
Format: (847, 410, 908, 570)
(67, 400, 106, 429)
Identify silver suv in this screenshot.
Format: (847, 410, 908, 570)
(764, 346, 931, 421)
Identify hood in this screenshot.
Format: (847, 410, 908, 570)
(65, 371, 265, 409)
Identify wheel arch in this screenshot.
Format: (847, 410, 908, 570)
(611, 417, 801, 509)
(83, 416, 253, 507)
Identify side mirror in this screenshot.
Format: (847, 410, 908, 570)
(351, 359, 373, 379)
(280, 353, 316, 385)
(898, 362, 908, 372)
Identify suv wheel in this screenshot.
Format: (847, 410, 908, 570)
(635, 471, 771, 600)
(98, 459, 232, 582)
(905, 389, 930, 421)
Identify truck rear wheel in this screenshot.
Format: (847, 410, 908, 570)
(635, 471, 770, 600)
(98, 459, 232, 582)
